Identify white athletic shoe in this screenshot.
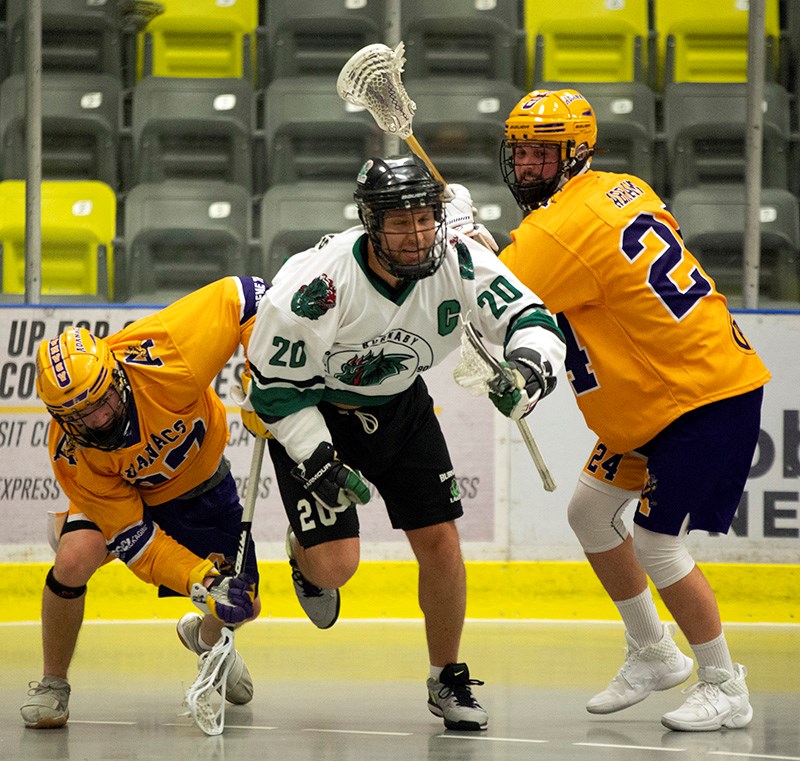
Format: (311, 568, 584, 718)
(586, 623, 694, 714)
(176, 613, 253, 705)
(661, 663, 753, 732)
(286, 528, 340, 629)
(20, 676, 70, 728)
(427, 662, 489, 731)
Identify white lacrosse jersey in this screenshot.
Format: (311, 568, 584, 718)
(247, 227, 566, 455)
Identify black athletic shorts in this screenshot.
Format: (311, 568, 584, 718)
(269, 376, 464, 548)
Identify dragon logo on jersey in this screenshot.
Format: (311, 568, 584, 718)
(335, 348, 414, 386)
(291, 274, 336, 320)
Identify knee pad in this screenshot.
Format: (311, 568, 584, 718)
(632, 523, 695, 589)
(567, 477, 638, 553)
(45, 566, 87, 600)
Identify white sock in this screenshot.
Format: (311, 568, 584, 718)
(691, 633, 734, 675)
(429, 665, 443, 680)
(614, 589, 663, 647)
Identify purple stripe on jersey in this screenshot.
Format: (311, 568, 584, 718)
(237, 277, 269, 324)
(107, 519, 156, 564)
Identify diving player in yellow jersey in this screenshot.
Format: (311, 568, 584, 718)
(21, 276, 268, 729)
(497, 89, 770, 732)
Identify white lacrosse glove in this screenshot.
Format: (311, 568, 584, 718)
(489, 348, 556, 421)
(444, 183, 499, 253)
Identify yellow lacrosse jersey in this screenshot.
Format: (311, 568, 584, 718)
(500, 171, 770, 454)
(47, 276, 267, 594)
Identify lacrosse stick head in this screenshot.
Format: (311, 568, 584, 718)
(184, 627, 235, 736)
(453, 320, 515, 396)
(337, 42, 416, 140)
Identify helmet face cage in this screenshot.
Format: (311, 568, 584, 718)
(501, 89, 597, 212)
(499, 138, 578, 213)
(36, 328, 132, 451)
(52, 369, 131, 451)
(355, 156, 447, 281)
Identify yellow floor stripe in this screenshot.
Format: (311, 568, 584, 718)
(4, 560, 798, 623)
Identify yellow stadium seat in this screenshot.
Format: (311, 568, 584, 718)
(0, 181, 116, 301)
(137, 0, 258, 80)
(526, 0, 650, 86)
(655, 0, 781, 85)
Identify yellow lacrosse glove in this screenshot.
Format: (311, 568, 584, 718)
(234, 370, 272, 439)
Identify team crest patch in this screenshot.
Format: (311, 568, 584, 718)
(122, 339, 163, 367)
(335, 349, 413, 386)
(449, 478, 461, 503)
(291, 274, 337, 320)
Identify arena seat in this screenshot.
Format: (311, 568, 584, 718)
(670, 185, 800, 303)
(526, 0, 649, 86)
(404, 77, 521, 184)
(123, 180, 251, 303)
(664, 81, 791, 192)
(137, 0, 258, 80)
(655, 0, 781, 85)
(6, 0, 122, 79)
(261, 0, 385, 82)
(0, 73, 121, 188)
(259, 182, 358, 282)
(400, 0, 526, 86)
(0, 180, 116, 301)
(263, 77, 382, 187)
(132, 76, 254, 189)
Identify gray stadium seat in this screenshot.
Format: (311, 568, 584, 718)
(536, 81, 657, 185)
(123, 181, 252, 303)
(132, 76, 254, 189)
(6, 0, 122, 79)
(0, 73, 120, 187)
(259, 182, 360, 282)
(262, 1, 385, 82)
(263, 77, 382, 187)
(670, 186, 800, 304)
(404, 77, 520, 184)
(400, 0, 526, 86)
(664, 82, 791, 193)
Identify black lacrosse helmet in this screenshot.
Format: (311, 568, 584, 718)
(353, 155, 447, 280)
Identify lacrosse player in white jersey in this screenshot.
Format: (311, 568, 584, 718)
(241, 155, 566, 731)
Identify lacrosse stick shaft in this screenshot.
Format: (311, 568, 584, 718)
(234, 435, 265, 576)
(405, 134, 446, 185)
(516, 420, 557, 492)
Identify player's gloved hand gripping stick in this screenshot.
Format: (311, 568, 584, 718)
(184, 436, 265, 735)
(454, 322, 557, 492)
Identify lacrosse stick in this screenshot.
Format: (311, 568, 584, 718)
(184, 436, 266, 735)
(336, 42, 446, 186)
(338, 43, 554, 489)
(454, 321, 557, 492)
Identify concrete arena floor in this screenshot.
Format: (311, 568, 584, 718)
(2, 619, 799, 761)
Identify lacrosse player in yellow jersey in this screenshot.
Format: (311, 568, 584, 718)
(496, 89, 771, 732)
(20, 276, 269, 729)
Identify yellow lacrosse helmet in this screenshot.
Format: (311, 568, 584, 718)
(500, 89, 597, 211)
(36, 327, 131, 450)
